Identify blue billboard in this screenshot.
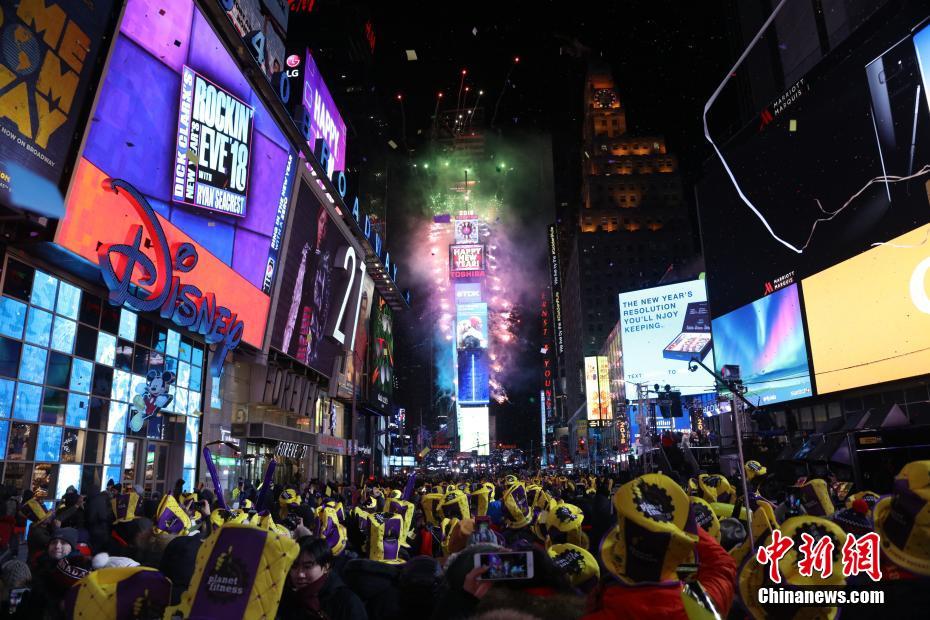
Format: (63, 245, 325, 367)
(457, 349, 489, 406)
(711, 284, 813, 407)
(456, 302, 488, 350)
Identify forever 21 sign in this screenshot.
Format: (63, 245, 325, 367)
(272, 178, 369, 375)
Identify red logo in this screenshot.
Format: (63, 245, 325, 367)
(286, 55, 301, 68)
(759, 107, 774, 132)
(763, 281, 775, 295)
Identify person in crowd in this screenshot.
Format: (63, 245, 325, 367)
(0, 560, 32, 616)
(584, 472, 737, 619)
(278, 536, 368, 620)
(30, 527, 91, 619)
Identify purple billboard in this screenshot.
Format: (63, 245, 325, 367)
(72, 0, 298, 304)
(287, 49, 347, 176)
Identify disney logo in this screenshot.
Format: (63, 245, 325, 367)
(97, 179, 244, 377)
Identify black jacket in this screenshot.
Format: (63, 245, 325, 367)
(277, 571, 368, 620)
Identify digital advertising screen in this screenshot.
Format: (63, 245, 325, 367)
(453, 216, 480, 244)
(369, 294, 395, 409)
(0, 0, 116, 205)
(339, 273, 375, 400)
(457, 405, 489, 455)
(172, 66, 254, 217)
(697, 6, 930, 318)
(458, 349, 489, 406)
(456, 303, 488, 350)
(596, 356, 613, 422)
(288, 49, 346, 177)
(583, 356, 604, 421)
(271, 178, 364, 377)
(711, 284, 813, 406)
(449, 244, 486, 279)
(220, 0, 286, 80)
(618, 280, 715, 396)
(454, 282, 483, 303)
(55, 0, 298, 353)
(803, 223, 930, 394)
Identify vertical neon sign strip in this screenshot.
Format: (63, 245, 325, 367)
(173, 66, 196, 206)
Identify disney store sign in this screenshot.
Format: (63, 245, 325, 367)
(97, 179, 245, 377)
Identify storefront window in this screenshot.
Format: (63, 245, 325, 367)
(13, 383, 41, 421)
(0, 379, 13, 416)
(25, 307, 52, 347)
(0, 258, 206, 495)
(30, 271, 58, 312)
(36, 425, 62, 462)
(0, 421, 8, 453)
(57, 464, 81, 498)
(0, 298, 27, 338)
(8, 423, 34, 460)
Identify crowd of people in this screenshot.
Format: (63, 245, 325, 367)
(0, 457, 926, 619)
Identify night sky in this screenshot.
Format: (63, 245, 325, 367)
(303, 1, 739, 447)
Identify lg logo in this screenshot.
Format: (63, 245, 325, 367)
(911, 256, 930, 314)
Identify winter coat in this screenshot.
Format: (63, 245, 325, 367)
(277, 570, 368, 620)
(583, 527, 737, 620)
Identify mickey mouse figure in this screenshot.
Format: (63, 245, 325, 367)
(130, 370, 175, 432)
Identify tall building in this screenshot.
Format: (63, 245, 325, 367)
(562, 62, 695, 418)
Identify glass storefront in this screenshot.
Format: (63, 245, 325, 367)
(0, 257, 203, 499)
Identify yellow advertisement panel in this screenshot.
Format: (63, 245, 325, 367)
(584, 356, 600, 420)
(596, 356, 613, 421)
(802, 224, 930, 393)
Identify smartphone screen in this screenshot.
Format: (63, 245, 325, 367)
(474, 551, 534, 581)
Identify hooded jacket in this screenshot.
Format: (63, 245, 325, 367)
(583, 528, 736, 620)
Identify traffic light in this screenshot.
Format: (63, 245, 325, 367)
(578, 437, 587, 454)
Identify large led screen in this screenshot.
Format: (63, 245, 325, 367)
(271, 179, 363, 377)
(803, 223, 930, 394)
(289, 49, 346, 177)
(0, 0, 115, 204)
(456, 303, 488, 350)
(449, 245, 486, 279)
(458, 349, 489, 406)
(458, 405, 489, 455)
(618, 280, 715, 396)
(369, 294, 394, 410)
(56, 0, 298, 352)
(697, 7, 930, 318)
(584, 356, 611, 421)
(711, 284, 813, 406)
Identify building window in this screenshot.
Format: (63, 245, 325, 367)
(0, 258, 205, 500)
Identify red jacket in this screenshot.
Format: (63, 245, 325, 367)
(583, 528, 737, 620)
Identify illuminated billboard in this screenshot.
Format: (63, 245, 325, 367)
(219, 0, 286, 81)
(173, 66, 254, 217)
(803, 223, 930, 394)
(458, 349, 489, 406)
(454, 282, 483, 303)
(369, 294, 395, 409)
(697, 8, 930, 318)
(597, 356, 613, 421)
(711, 284, 813, 406)
(456, 303, 488, 350)
(458, 405, 489, 455)
(449, 244, 486, 279)
(288, 49, 347, 176)
(584, 356, 610, 421)
(618, 280, 715, 396)
(0, 0, 116, 206)
(56, 0, 298, 359)
(453, 216, 480, 243)
(271, 178, 367, 377)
